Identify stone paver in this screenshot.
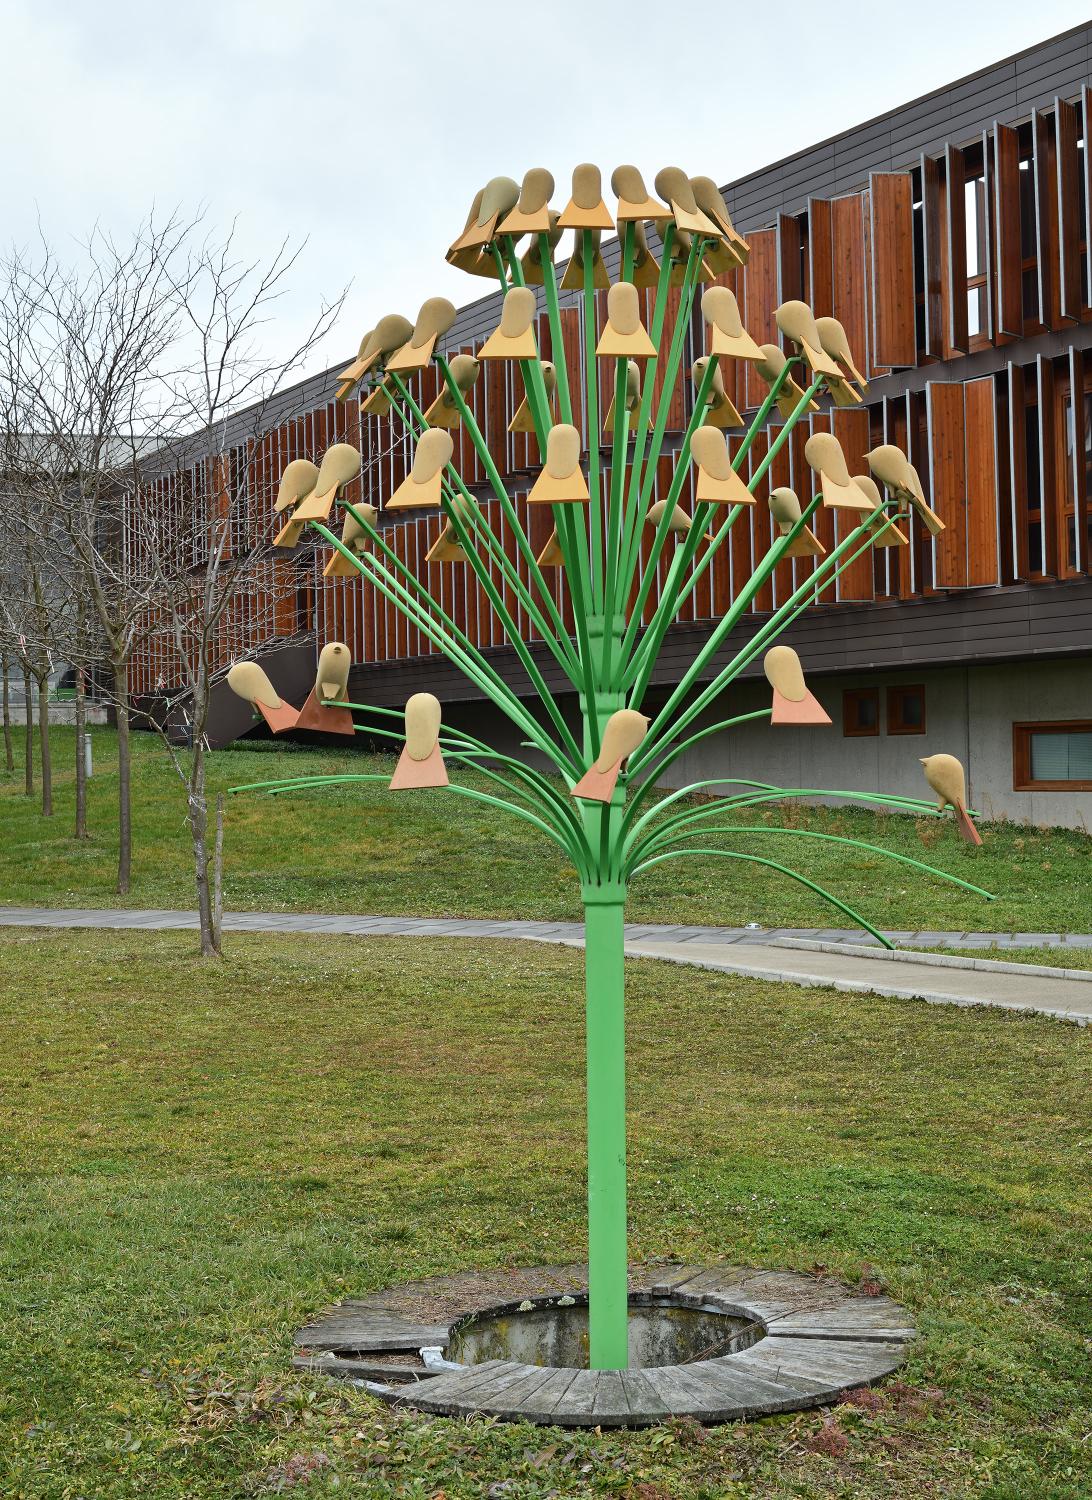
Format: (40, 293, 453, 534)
(1, 907, 1088, 1025)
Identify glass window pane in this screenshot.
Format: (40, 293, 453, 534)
(1069, 734, 1092, 779)
(1030, 732, 1092, 781)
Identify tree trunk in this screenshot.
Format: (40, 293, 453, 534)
(38, 676, 53, 816)
(74, 667, 87, 838)
(114, 663, 132, 894)
(212, 791, 225, 941)
(189, 742, 221, 958)
(582, 885, 629, 1370)
(2, 652, 13, 773)
(23, 665, 34, 797)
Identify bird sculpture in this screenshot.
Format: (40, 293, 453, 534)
(753, 344, 820, 422)
(701, 286, 764, 362)
(387, 297, 458, 373)
(528, 424, 590, 504)
(774, 300, 842, 379)
(603, 360, 646, 436)
(804, 432, 875, 512)
(323, 503, 378, 577)
(510, 360, 557, 435)
(921, 753, 982, 845)
(226, 661, 300, 734)
(499, 167, 555, 235)
(611, 164, 669, 223)
(768, 487, 825, 557)
(519, 211, 562, 284)
(646, 499, 695, 534)
(690, 426, 754, 506)
(295, 642, 356, 735)
(478, 286, 539, 359)
(336, 314, 414, 399)
(689, 176, 749, 262)
(816, 315, 867, 388)
(558, 163, 614, 230)
(275, 444, 362, 546)
(423, 353, 481, 429)
(654, 166, 722, 239)
(853, 476, 908, 548)
(385, 429, 454, 511)
(763, 646, 831, 725)
(273, 458, 319, 514)
(571, 709, 650, 802)
(425, 497, 473, 563)
(560, 227, 610, 290)
(866, 445, 946, 535)
(596, 282, 656, 358)
(692, 356, 743, 429)
(389, 692, 448, 789)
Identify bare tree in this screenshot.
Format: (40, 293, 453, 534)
(120, 227, 342, 954)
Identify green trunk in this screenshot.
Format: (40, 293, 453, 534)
(581, 884, 629, 1369)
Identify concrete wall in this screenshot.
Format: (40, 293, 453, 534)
(661, 659, 1092, 833)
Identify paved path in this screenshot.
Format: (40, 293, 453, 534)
(2, 908, 1089, 1026)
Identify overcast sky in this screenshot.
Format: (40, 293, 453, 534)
(3, 1, 1088, 380)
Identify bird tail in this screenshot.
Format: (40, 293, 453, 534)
(955, 805, 982, 846)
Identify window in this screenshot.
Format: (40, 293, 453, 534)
(965, 176, 988, 339)
(1013, 721, 1092, 790)
(843, 689, 879, 737)
(887, 684, 927, 735)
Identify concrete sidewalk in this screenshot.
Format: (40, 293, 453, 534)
(1, 907, 1089, 1025)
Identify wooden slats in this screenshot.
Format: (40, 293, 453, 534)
(928, 383, 968, 589)
(1070, 346, 1089, 577)
(944, 144, 968, 354)
(743, 228, 778, 409)
(830, 194, 868, 384)
(868, 172, 916, 368)
(776, 214, 803, 305)
(920, 153, 945, 358)
(1055, 96, 1082, 322)
(993, 122, 1023, 337)
(965, 376, 1001, 587)
(1037, 354, 1060, 577)
(1032, 108, 1061, 331)
(807, 197, 833, 318)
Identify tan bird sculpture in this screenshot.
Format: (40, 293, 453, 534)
(386, 297, 458, 373)
(689, 175, 749, 262)
(385, 429, 454, 511)
(558, 163, 615, 230)
(654, 167, 722, 239)
(921, 753, 982, 845)
(803, 432, 875, 512)
(273, 458, 319, 514)
(389, 692, 448, 790)
(528, 424, 590, 504)
(510, 360, 557, 434)
(336, 314, 415, 398)
(630, 219, 662, 289)
(611, 164, 670, 223)
(498, 167, 555, 235)
(596, 282, 656, 358)
(295, 642, 356, 735)
(423, 353, 481, 429)
(763, 646, 831, 726)
(603, 360, 647, 436)
(690, 426, 754, 506)
(646, 499, 696, 535)
(226, 660, 300, 734)
(866, 445, 946, 536)
(753, 344, 820, 422)
(275, 444, 362, 545)
(816, 315, 867, 388)
(323, 502, 378, 576)
(425, 496, 473, 564)
(775, 301, 842, 379)
(701, 286, 764, 362)
(692, 356, 743, 429)
(478, 286, 539, 359)
(571, 709, 650, 803)
(449, 176, 520, 256)
(768, 487, 825, 558)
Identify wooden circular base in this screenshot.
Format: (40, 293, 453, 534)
(293, 1262, 914, 1428)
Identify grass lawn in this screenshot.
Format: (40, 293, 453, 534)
(0, 927, 1088, 1498)
(2, 727, 1091, 935)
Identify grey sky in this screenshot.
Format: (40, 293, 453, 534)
(3, 1, 1088, 378)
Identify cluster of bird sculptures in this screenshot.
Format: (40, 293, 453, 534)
(229, 162, 991, 1371)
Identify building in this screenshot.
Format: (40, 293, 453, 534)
(133, 25, 1092, 831)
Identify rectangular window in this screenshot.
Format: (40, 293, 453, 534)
(1013, 721, 1092, 790)
(843, 688, 880, 736)
(887, 684, 927, 735)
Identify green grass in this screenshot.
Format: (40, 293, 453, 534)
(3, 727, 1091, 935)
(0, 928, 1088, 1498)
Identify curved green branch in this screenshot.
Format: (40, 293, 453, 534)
(628, 845, 894, 947)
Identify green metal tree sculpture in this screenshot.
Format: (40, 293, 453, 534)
(230, 165, 992, 1371)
